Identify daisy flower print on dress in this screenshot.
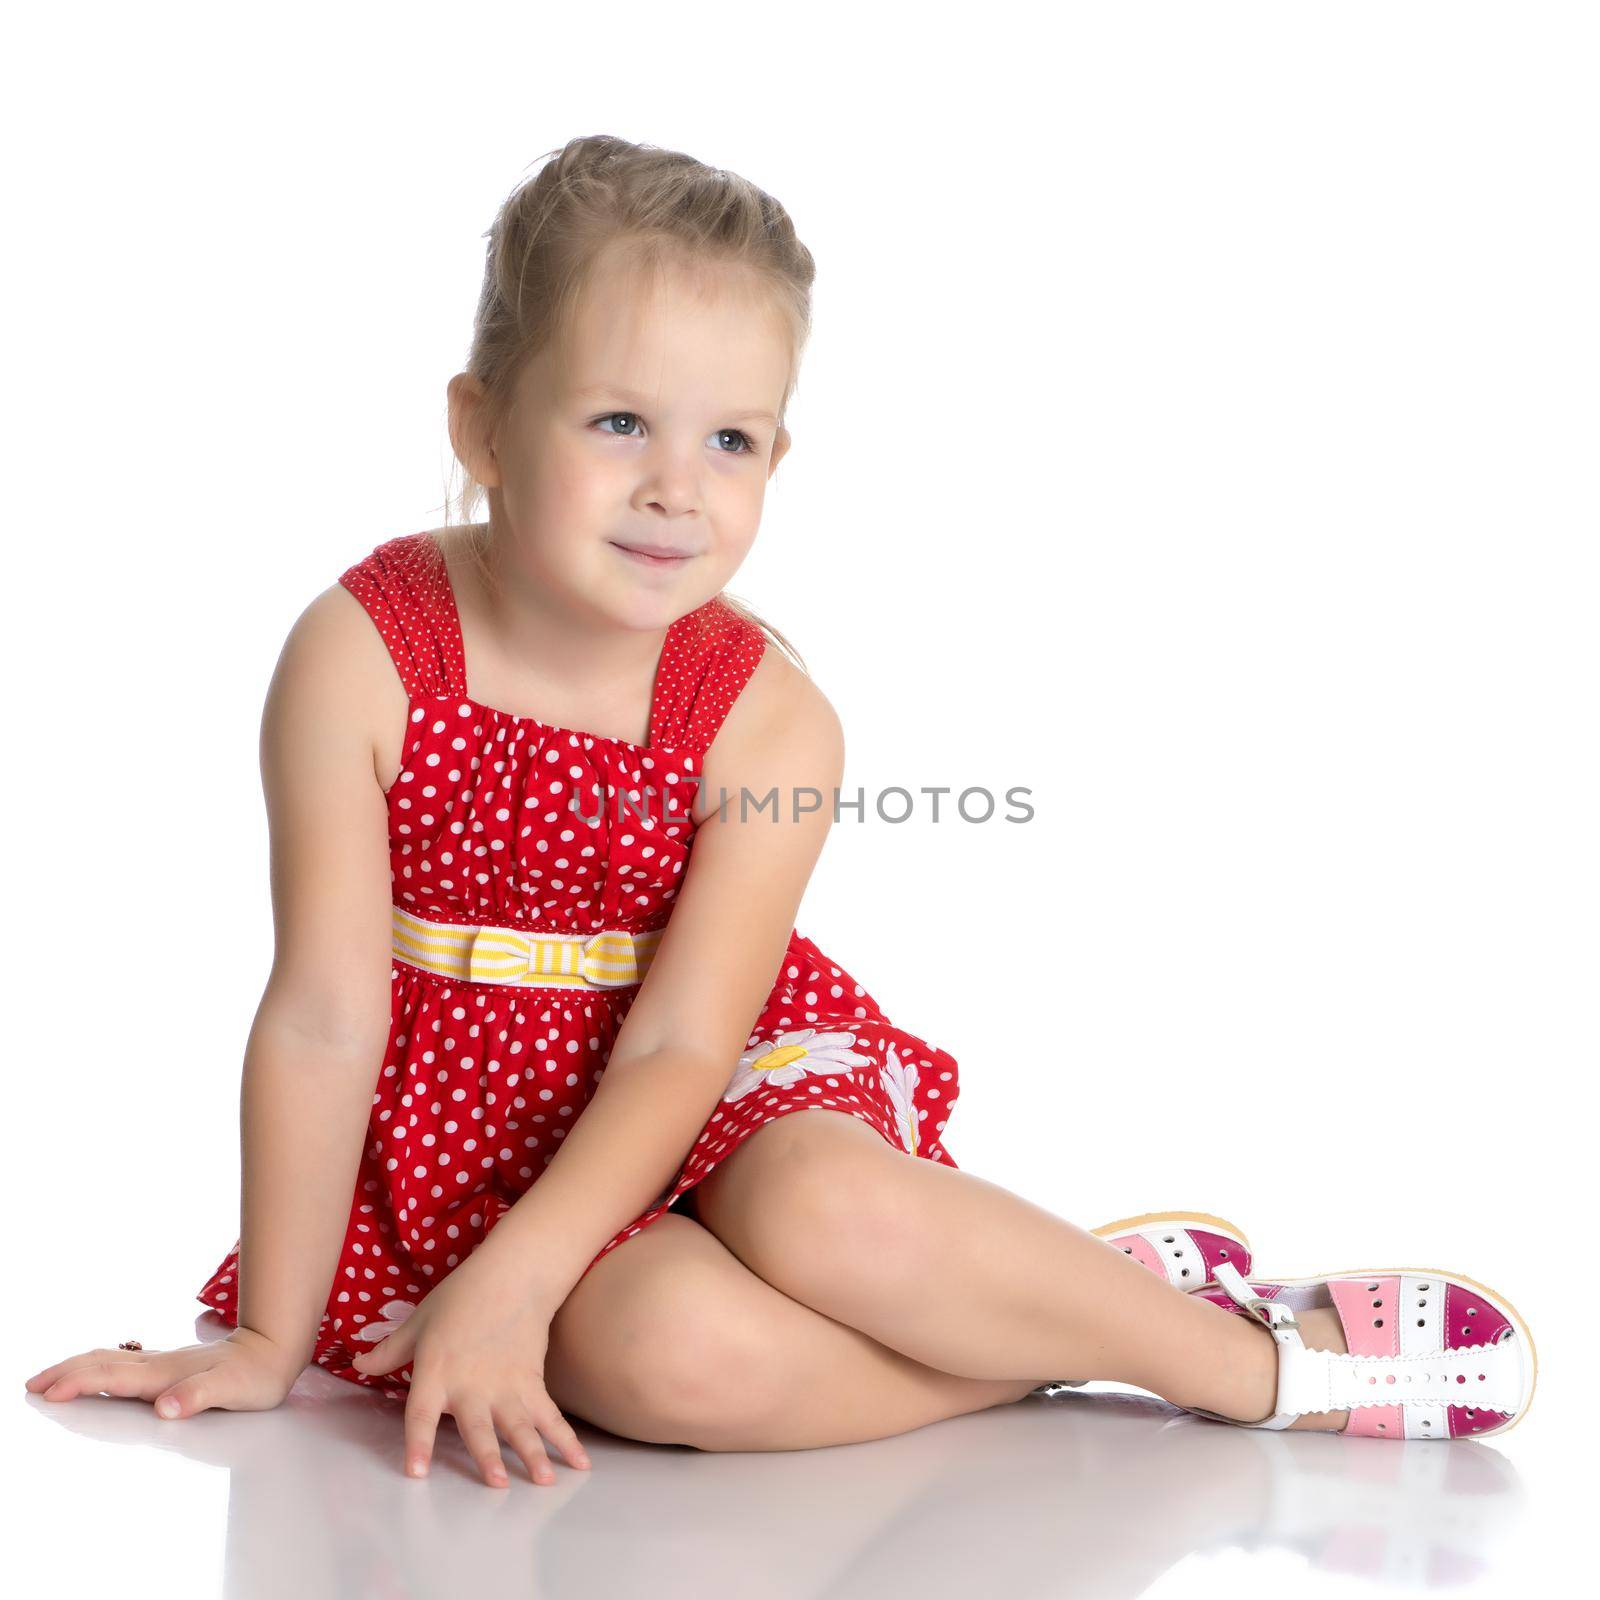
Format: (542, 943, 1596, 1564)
(879, 1041, 924, 1155)
(722, 1028, 873, 1103)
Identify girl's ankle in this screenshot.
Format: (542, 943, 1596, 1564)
(1283, 1304, 1351, 1432)
(1185, 1313, 1281, 1424)
(1210, 1310, 1352, 1432)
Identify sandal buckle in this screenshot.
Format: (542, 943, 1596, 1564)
(1247, 1296, 1298, 1332)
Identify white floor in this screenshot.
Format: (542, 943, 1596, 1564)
(11, 1310, 1580, 1600)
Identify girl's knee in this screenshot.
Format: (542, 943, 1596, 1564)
(616, 1265, 793, 1446)
(547, 1230, 791, 1446)
(728, 1119, 927, 1271)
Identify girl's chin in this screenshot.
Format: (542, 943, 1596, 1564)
(589, 578, 705, 632)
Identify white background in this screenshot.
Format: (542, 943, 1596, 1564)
(5, 3, 1595, 1596)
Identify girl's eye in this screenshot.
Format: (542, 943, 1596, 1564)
(592, 413, 757, 455)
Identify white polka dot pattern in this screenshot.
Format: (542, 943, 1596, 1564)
(193, 530, 963, 1398)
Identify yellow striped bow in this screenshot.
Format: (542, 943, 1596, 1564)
(464, 925, 661, 988)
(391, 906, 664, 990)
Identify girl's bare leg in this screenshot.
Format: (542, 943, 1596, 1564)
(691, 1110, 1351, 1433)
(545, 1209, 1042, 1452)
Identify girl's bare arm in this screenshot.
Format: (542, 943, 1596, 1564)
(468, 643, 846, 1302)
(233, 583, 400, 1372)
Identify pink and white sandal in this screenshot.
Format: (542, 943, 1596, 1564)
(1091, 1210, 1253, 1290)
(1183, 1260, 1538, 1440)
(1032, 1211, 1255, 1397)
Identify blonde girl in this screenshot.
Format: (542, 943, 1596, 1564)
(25, 135, 1534, 1484)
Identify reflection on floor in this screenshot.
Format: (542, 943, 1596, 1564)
(17, 1307, 1542, 1600)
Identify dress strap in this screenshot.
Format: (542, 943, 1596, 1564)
(648, 596, 768, 752)
(338, 531, 468, 700)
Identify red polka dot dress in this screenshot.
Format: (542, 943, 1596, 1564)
(194, 530, 963, 1399)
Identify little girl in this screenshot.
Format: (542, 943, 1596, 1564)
(25, 134, 1536, 1485)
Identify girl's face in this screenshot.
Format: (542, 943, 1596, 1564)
(453, 248, 792, 634)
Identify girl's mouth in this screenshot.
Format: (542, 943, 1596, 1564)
(610, 542, 695, 567)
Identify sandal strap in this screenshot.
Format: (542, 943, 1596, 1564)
(1202, 1260, 1307, 1428)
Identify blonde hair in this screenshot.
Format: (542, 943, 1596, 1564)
(443, 134, 815, 672)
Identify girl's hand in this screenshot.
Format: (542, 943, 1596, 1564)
(24, 1325, 302, 1417)
(348, 1255, 593, 1488)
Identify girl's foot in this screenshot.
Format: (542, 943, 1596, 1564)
(1187, 1263, 1536, 1440)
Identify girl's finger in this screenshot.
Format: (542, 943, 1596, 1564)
(349, 1337, 382, 1371)
(457, 1408, 511, 1488)
(28, 1349, 134, 1392)
(40, 1357, 151, 1402)
(499, 1410, 556, 1486)
(352, 1327, 413, 1377)
(403, 1386, 444, 1478)
(153, 1375, 212, 1419)
(539, 1404, 592, 1471)
(26, 1355, 83, 1389)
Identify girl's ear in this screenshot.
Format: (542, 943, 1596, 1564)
(769, 424, 792, 473)
(447, 371, 502, 488)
